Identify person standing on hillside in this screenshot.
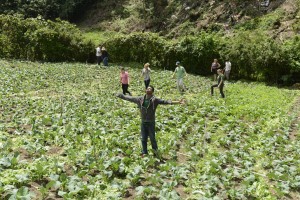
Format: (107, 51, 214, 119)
(211, 69, 225, 98)
(95, 44, 102, 65)
(141, 63, 151, 89)
(120, 67, 132, 95)
(224, 60, 231, 80)
(211, 59, 221, 81)
(101, 47, 109, 66)
(172, 61, 187, 94)
(116, 86, 185, 157)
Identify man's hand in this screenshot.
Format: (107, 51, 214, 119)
(171, 99, 186, 105)
(179, 98, 186, 104)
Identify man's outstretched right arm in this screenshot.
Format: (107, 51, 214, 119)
(116, 93, 140, 104)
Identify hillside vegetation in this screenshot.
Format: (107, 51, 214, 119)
(78, 0, 300, 38)
(0, 0, 299, 84)
(0, 59, 299, 199)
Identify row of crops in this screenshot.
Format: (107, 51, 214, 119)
(0, 59, 299, 199)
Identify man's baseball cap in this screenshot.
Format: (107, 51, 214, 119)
(176, 61, 180, 65)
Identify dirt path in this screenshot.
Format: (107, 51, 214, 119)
(289, 96, 300, 140)
(288, 95, 300, 200)
(174, 141, 189, 199)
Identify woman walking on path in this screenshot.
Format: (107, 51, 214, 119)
(120, 67, 132, 95)
(141, 63, 151, 89)
(211, 59, 221, 81)
(211, 69, 225, 98)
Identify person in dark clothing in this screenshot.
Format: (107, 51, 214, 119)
(211, 59, 221, 81)
(101, 47, 109, 66)
(116, 86, 184, 156)
(211, 69, 225, 98)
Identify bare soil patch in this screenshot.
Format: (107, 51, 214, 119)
(175, 184, 188, 199)
(289, 96, 300, 140)
(46, 146, 64, 156)
(17, 147, 32, 162)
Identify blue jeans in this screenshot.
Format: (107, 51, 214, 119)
(103, 57, 108, 66)
(140, 122, 157, 154)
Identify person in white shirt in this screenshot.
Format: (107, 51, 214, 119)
(95, 45, 102, 65)
(141, 63, 151, 89)
(225, 61, 231, 80)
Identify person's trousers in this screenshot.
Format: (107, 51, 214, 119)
(122, 84, 131, 95)
(103, 57, 108, 66)
(144, 79, 150, 89)
(225, 70, 230, 80)
(176, 78, 185, 92)
(96, 56, 102, 65)
(211, 84, 225, 98)
(140, 122, 157, 154)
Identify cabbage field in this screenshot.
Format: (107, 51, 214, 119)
(0, 59, 299, 199)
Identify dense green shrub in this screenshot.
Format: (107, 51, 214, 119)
(0, 13, 298, 84)
(0, 14, 94, 62)
(106, 32, 167, 66)
(283, 35, 300, 73)
(282, 35, 300, 84)
(0, 0, 98, 21)
(106, 32, 220, 75)
(106, 30, 297, 84)
(166, 33, 220, 74)
(219, 30, 288, 83)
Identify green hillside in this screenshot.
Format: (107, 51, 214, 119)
(1, 0, 299, 39)
(0, 59, 299, 199)
(78, 0, 300, 39)
(0, 1, 300, 84)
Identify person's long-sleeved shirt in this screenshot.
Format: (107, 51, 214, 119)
(117, 94, 172, 122)
(141, 68, 151, 81)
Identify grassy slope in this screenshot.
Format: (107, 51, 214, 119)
(0, 59, 299, 199)
(79, 0, 300, 41)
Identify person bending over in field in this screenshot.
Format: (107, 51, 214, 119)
(116, 86, 184, 157)
(211, 69, 225, 98)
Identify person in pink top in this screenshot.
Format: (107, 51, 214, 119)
(120, 67, 132, 95)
